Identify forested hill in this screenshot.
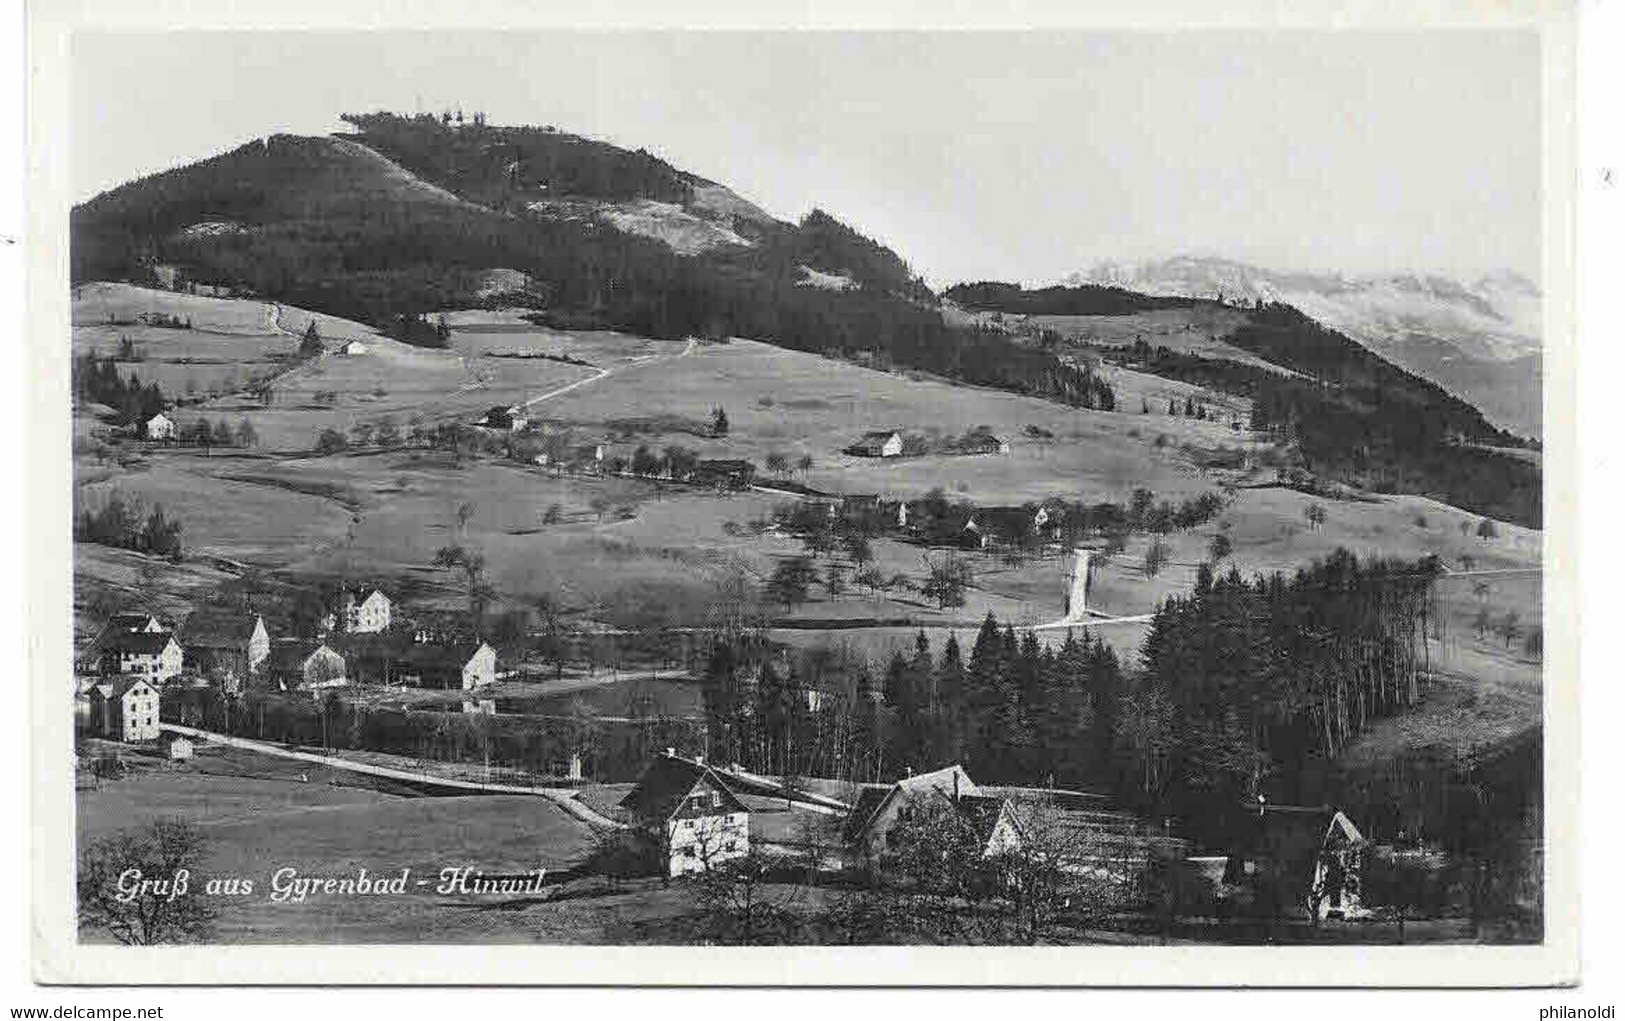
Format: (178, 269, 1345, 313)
(944, 281, 1198, 316)
(946, 281, 1540, 526)
(70, 114, 1110, 410)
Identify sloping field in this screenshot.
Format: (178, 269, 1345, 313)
(77, 746, 599, 944)
(76, 452, 354, 564)
(536, 339, 1239, 505)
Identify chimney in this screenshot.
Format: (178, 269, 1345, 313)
(1257, 793, 1267, 817)
(904, 765, 913, 779)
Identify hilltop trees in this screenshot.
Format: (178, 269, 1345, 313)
(75, 492, 183, 560)
(73, 353, 165, 425)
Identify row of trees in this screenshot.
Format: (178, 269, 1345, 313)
(73, 353, 166, 426)
(169, 416, 257, 450)
(74, 492, 183, 559)
(699, 622, 1126, 791)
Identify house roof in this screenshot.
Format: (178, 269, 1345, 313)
(842, 764, 980, 843)
(954, 793, 1016, 848)
(181, 612, 262, 648)
(1224, 804, 1364, 886)
(841, 786, 894, 843)
(858, 430, 900, 441)
(102, 631, 179, 656)
(98, 675, 159, 700)
(265, 639, 330, 673)
(401, 641, 489, 671)
(619, 754, 748, 823)
(107, 612, 166, 632)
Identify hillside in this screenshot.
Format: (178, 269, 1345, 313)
(1071, 256, 1543, 438)
(73, 113, 1104, 413)
(935, 282, 1540, 527)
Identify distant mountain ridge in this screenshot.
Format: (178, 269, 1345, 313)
(1068, 256, 1542, 438)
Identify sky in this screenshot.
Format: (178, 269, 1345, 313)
(71, 30, 1542, 287)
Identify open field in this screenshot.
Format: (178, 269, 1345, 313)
(78, 742, 603, 944)
(535, 338, 1242, 506)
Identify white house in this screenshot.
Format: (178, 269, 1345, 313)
(145, 413, 176, 442)
(620, 752, 750, 877)
(98, 632, 184, 685)
(89, 676, 163, 742)
(265, 639, 347, 691)
(847, 430, 904, 458)
(342, 340, 368, 355)
(180, 612, 270, 688)
(341, 588, 392, 634)
(399, 640, 497, 690)
(843, 768, 1024, 865)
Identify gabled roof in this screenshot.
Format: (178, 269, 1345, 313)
(1224, 804, 1365, 886)
(857, 430, 901, 441)
(107, 612, 166, 633)
(619, 754, 748, 823)
(181, 612, 263, 648)
(98, 675, 160, 700)
(953, 793, 1018, 848)
(841, 786, 893, 843)
(102, 631, 179, 655)
(264, 639, 331, 674)
(401, 640, 490, 671)
(842, 764, 980, 843)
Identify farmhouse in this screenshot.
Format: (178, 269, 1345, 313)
(88, 676, 163, 743)
(621, 752, 750, 877)
(398, 640, 497, 690)
(180, 611, 269, 688)
(145, 413, 175, 441)
(1221, 802, 1367, 920)
(265, 639, 347, 691)
(98, 631, 184, 684)
(339, 587, 393, 634)
(846, 430, 904, 458)
(691, 459, 756, 490)
(479, 405, 522, 431)
(843, 763, 979, 859)
(77, 611, 174, 671)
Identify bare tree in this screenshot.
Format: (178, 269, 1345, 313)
(78, 819, 216, 944)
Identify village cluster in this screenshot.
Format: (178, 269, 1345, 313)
(605, 751, 1369, 925)
(76, 587, 499, 746)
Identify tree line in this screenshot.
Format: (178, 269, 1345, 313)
(73, 353, 166, 425)
(74, 491, 183, 559)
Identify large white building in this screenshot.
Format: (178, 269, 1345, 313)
(620, 752, 750, 877)
(89, 676, 163, 742)
(98, 631, 184, 685)
(341, 588, 392, 634)
(145, 413, 176, 441)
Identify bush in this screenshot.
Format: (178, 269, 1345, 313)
(314, 428, 348, 455)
